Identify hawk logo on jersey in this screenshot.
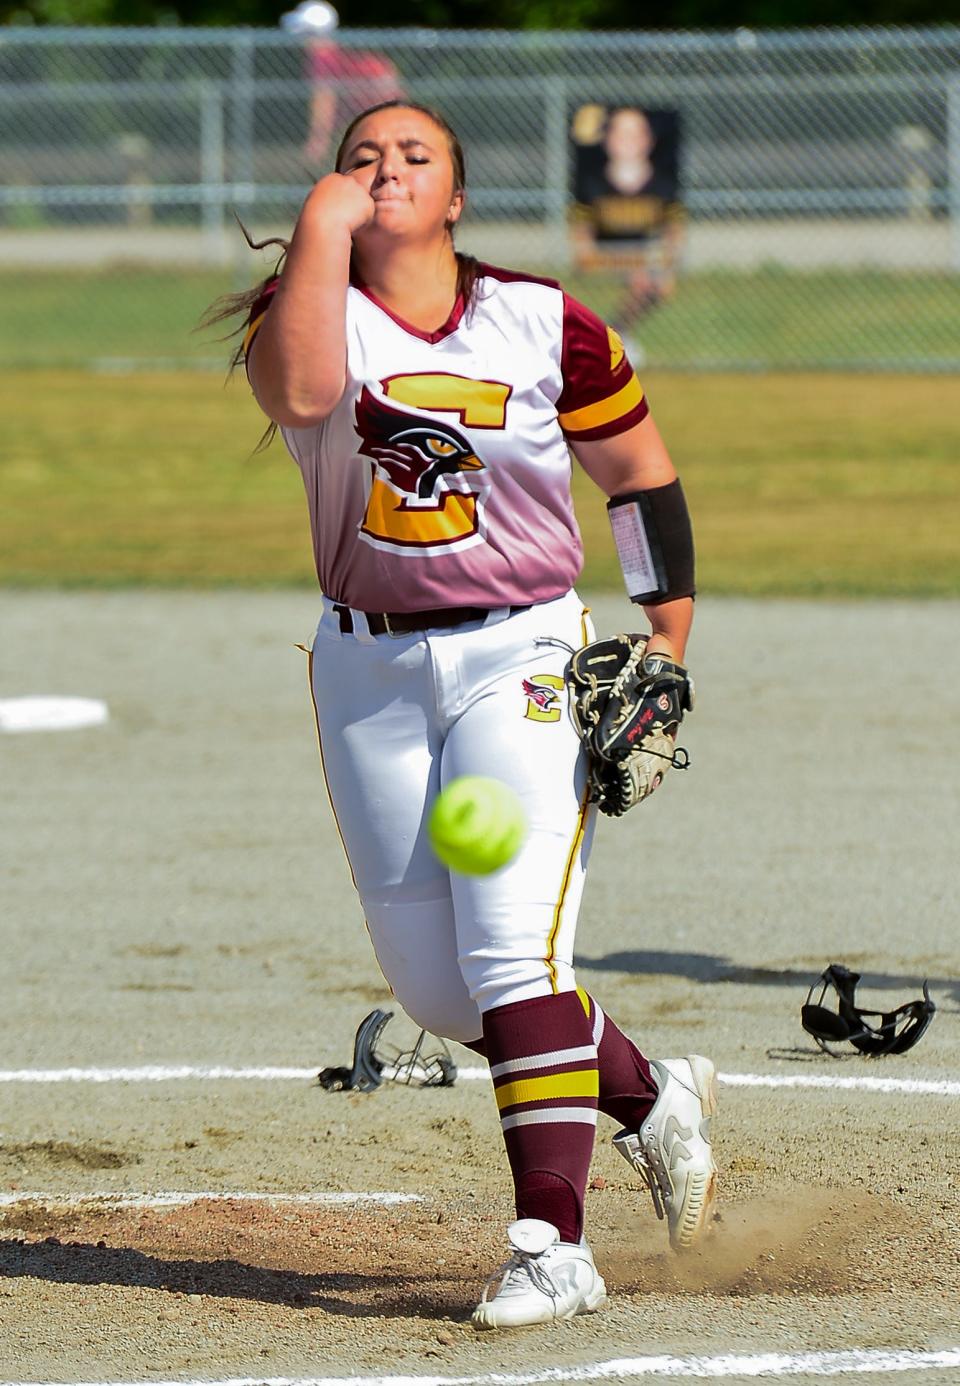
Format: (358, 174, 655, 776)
(522, 674, 564, 723)
(355, 387, 488, 551)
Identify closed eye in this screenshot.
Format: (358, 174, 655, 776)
(346, 154, 430, 169)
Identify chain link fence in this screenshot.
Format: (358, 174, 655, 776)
(1, 24, 958, 369)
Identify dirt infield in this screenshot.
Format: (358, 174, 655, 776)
(1, 591, 958, 1384)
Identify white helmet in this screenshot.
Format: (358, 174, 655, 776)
(280, 1, 339, 35)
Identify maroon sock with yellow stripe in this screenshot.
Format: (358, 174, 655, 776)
(482, 991, 598, 1245)
(579, 988, 659, 1130)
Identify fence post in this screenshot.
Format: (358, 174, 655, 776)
(231, 29, 257, 217)
(544, 76, 569, 268)
(199, 81, 226, 259)
(113, 132, 153, 228)
(948, 77, 960, 273)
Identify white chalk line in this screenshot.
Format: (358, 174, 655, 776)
(4, 1347, 960, 1383)
(717, 1072, 960, 1097)
(1, 1064, 958, 1097)
(0, 1066, 318, 1084)
(0, 1191, 421, 1210)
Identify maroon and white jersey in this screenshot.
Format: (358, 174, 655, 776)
(244, 263, 648, 612)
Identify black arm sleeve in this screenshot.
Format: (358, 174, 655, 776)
(607, 479, 695, 605)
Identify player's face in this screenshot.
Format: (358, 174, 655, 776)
(338, 107, 463, 242)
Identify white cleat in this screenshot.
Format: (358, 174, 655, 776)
(613, 1054, 718, 1252)
(471, 1218, 607, 1330)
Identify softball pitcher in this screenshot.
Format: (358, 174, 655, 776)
(233, 100, 717, 1329)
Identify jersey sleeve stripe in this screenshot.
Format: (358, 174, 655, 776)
(558, 372, 644, 434)
(242, 310, 268, 357)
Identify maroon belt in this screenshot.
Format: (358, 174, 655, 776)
(333, 604, 531, 637)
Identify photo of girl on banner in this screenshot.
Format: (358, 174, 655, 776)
(571, 103, 685, 359)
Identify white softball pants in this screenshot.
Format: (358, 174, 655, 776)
(309, 590, 597, 1042)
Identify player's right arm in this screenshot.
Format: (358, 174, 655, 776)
(246, 173, 374, 428)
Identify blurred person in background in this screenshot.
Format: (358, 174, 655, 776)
(281, 1, 405, 169)
(571, 104, 685, 363)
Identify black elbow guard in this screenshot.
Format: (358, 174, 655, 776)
(607, 479, 695, 605)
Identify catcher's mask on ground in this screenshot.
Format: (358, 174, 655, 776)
(318, 1009, 458, 1091)
(801, 964, 935, 1057)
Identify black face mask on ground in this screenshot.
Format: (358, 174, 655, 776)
(318, 1008, 458, 1091)
(801, 963, 936, 1058)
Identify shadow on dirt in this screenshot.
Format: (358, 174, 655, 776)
(574, 949, 960, 1008)
(0, 1237, 469, 1318)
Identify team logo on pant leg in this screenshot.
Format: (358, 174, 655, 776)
(522, 674, 564, 722)
(354, 386, 490, 553)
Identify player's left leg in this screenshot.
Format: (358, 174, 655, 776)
(439, 593, 604, 1325)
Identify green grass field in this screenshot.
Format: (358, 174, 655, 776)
(563, 268, 960, 372)
(2, 265, 959, 371)
(0, 268, 240, 370)
(3, 369, 957, 596)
